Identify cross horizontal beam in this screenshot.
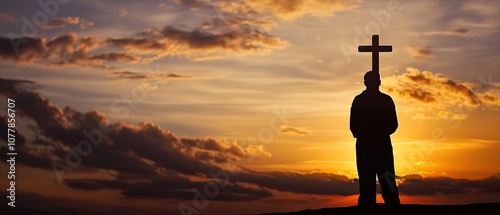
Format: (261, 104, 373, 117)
(358, 35, 392, 73)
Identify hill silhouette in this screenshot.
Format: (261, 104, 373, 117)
(243, 203, 500, 215)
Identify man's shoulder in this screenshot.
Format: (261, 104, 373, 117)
(379, 91, 393, 99)
(356, 90, 394, 101)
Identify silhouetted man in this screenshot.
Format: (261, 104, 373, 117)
(350, 71, 401, 207)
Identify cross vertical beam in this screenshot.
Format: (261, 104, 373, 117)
(358, 35, 392, 73)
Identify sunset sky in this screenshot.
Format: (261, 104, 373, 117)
(1, 0, 499, 214)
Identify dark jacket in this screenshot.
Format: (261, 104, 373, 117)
(350, 90, 398, 150)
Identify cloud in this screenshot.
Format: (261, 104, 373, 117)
(454, 28, 468, 34)
(0, 17, 287, 68)
(233, 171, 358, 196)
(280, 125, 310, 135)
(416, 161, 438, 167)
(104, 24, 288, 61)
(132, 25, 288, 59)
(119, 8, 128, 17)
(200, 17, 277, 30)
(43, 17, 94, 29)
(406, 46, 433, 60)
(108, 71, 150, 80)
(213, 0, 361, 20)
(65, 177, 272, 201)
(0, 77, 271, 176)
(436, 0, 484, 26)
(107, 71, 214, 82)
(0, 12, 14, 22)
(0, 77, 356, 199)
(0, 33, 130, 66)
(0, 0, 360, 72)
(174, 0, 214, 9)
(0, 77, 35, 89)
(68, 53, 141, 64)
(3, 77, 497, 202)
(398, 174, 500, 195)
(424, 28, 469, 36)
(0, 36, 46, 63)
(383, 67, 500, 119)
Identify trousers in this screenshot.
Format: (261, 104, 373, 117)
(356, 146, 401, 207)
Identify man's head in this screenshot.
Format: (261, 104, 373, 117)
(364, 71, 380, 89)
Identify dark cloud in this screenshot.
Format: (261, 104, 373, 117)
(398, 174, 500, 195)
(103, 37, 168, 52)
(0, 77, 35, 89)
(264, 198, 313, 204)
(108, 71, 149, 80)
(65, 177, 272, 201)
(0, 33, 137, 65)
(62, 171, 353, 201)
(454, 28, 468, 34)
(79, 52, 141, 63)
(0, 36, 46, 62)
(108, 71, 208, 80)
(233, 171, 358, 196)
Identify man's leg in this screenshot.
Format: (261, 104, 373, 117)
(357, 149, 377, 207)
(377, 150, 401, 206)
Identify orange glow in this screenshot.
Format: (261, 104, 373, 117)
(1, 1, 499, 214)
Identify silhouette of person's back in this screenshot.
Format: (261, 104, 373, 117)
(350, 71, 401, 207)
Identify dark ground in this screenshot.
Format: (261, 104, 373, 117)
(243, 203, 500, 215)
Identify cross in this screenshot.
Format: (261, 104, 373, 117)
(358, 35, 392, 73)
